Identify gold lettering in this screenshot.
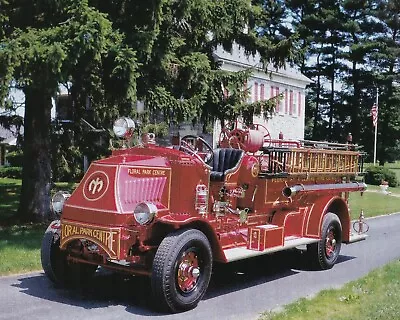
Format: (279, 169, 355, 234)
(152, 169, 165, 176)
(108, 231, 117, 254)
(62, 223, 119, 256)
(142, 169, 152, 175)
(128, 168, 141, 175)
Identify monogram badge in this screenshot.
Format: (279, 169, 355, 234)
(83, 171, 109, 201)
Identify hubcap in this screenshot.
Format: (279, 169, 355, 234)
(325, 228, 337, 258)
(177, 251, 200, 293)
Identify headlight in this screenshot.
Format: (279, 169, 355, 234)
(51, 191, 71, 214)
(133, 202, 157, 225)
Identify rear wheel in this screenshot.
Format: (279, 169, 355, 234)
(307, 212, 342, 270)
(41, 221, 97, 286)
(151, 229, 212, 312)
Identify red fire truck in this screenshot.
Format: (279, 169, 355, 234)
(41, 118, 367, 312)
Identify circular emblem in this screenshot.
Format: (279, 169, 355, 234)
(83, 171, 109, 201)
(251, 162, 260, 177)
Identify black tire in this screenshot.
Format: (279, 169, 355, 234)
(307, 212, 342, 270)
(41, 221, 97, 287)
(151, 229, 213, 313)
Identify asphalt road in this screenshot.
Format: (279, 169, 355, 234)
(1, 213, 400, 320)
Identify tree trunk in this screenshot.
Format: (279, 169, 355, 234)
(18, 86, 53, 223)
(312, 53, 321, 139)
(328, 48, 335, 139)
(348, 62, 360, 143)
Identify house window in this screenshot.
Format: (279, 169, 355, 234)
(289, 90, 293, 115)
(260, 83, 265, 101)
(254, 82, 259, 102)
(292, 90, 298, 116)
(298, 92, 302, 116)
(278, 88, 284, 114)
(271, 86, 280, 111)
(285, 89, 288, 114)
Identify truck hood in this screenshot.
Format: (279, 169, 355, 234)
(63, 154, 171, 219)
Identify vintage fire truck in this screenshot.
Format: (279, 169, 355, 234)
(41, 118, 367, 312)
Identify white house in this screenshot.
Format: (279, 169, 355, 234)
(213, 44, 311, 142)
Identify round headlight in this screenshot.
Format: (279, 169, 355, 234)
(51, 191, 71, 214)
(133, 202, 157, 225)
(113, 117, 135, 138)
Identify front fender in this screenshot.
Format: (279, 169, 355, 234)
(156, 215, 225, 262)
(305, 196, 350, 241)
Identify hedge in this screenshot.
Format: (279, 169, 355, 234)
(0, 166, 23, 179)
(364, 166, 398, 187)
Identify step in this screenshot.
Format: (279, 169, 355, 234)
(224, 237, 319, 262)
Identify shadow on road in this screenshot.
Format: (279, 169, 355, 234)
(12, 249, 355, 316)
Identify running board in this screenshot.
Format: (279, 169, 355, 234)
(224, 237, 319, 262)
(345, 233, 368, 244)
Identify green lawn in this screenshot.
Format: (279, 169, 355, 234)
(0, 178, 75, 275)
(0, 224, 46, 275)
(0, 178, 21, 223)
(259, 259, 400, 320)
(349, 185, 400, 219)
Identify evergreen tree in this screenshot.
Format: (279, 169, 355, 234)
(372, 0, 400, 164)
(0, 0, 138, 222)
(90, 0, 295, 128)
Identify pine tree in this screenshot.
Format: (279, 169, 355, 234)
(0, 0, 138, 222)
(372, 0, 400, 164)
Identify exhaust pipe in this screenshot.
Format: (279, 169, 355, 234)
(282, 182, 367, 198)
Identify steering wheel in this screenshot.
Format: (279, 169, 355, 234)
(180, 135, 214, 165)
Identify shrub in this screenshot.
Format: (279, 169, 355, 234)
(0, 166, 23, 179)
(6, 150, 23, 167)
(364, 166, 398, 187)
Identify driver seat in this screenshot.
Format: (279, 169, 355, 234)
(210, 148, 244, 182)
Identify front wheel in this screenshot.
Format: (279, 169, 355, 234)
(151, 229, 213, 313)
(41, 220, 97, 286)
(307, 212, 342, 270)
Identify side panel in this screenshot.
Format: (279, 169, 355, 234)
(64, 164, 118, 216)
(271, 207, 308, 238)
(168, 158, 209, 214)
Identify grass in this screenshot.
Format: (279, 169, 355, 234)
(0, 178, 21, 222)
(0, 224, 46, 275)
(259, 259, 400, 320)
(0, 178, 76, 276)
(348, 185, 400, 219)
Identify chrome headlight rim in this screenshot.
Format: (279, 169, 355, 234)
(133, 202, 158, 225)
(51, 191, 71, 215)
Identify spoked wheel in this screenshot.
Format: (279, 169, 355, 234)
(41, 220, 97, 287)
(307, 212, 342, 270)
(151, 229, 212, 313)
(325, 227, 338, 259)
